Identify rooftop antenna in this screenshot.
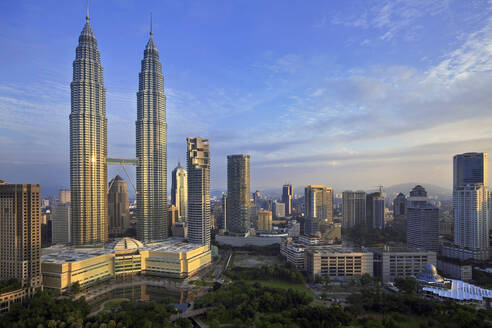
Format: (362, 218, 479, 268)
(86, 0, 90, 22)
(150, 12, 153, 36)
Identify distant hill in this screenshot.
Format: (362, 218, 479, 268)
(384, 183, 452, 200)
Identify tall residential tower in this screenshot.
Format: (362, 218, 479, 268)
(226, 154, 251, 234)
(282, 184, 293, 217)
(187, 138, 211, 245)
(136, 23, 168, 242)
(69, 13, 108, 245)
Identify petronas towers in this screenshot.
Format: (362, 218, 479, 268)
(70, 12, 168, 244)
(70, 14, 108, 245)
(136, 28, 168, 242)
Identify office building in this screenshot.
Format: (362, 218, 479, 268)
(372, 247, 437, 283)
(52, 203, 71, 245)
(393, 193, 406, 220)
(108, 175, 129, 236)
(453, 152, 487, 189)
(59, 189, 70, 204)
(171, 163, 188, 220)
(167, 205, 178, 237)
(306, 248, 373, 281)
(453, 152, 489, 261)
(226, 154, 251, 233)
(136, 24, 168, 242)
(304, 217, 321, 236)
(187, 137, 211, 245)
(0, 183, 42, 292)
(257, 210, 272, 232)
(305, 185, 333, 221)
(282, 184, 293, 216)
(366, 192, 384, 229)
(70, 13, 108, 245)
(406, 185, 439, 252)
(342, 191, 366, 228)
(272, 201, 285, 218)
(220, 193, 227, 230)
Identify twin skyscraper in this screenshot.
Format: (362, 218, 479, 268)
(69, 11, 208, 246)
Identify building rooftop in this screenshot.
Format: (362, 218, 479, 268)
(371, 246, 436, 254)
(42, 238, 206, 264)
(423, 279, 492, 302)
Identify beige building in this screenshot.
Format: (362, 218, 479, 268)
(372, 247, 437, 283)
(0, 183, 42, 292)
(41, 237, 211, 291)
(305, 248, 373, 281)
(108, 175, 129, 236)
(52, 203, 71, 244)
(305, 185, 333, 222)
(171, 163, 188, 220)
(257, 210, 272, 232)
(59, 189, 70, 204)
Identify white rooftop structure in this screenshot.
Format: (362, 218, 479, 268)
(422, 279, 492, 302)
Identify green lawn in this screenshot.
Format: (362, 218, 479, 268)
(103, 298, 128, 310)
(245, 280, 311, 296)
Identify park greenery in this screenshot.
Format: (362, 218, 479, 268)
(0, 278, 22, 293)
(224, 264, 305, 283)
(0, 289, 193, 328)
(343, 223, 406, 246)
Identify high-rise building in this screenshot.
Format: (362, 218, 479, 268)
(171, 163, 188, 220)
(453, 152, 487, 189)
(0, 183, 42, 292)
(282, 184, 293, 216)
(406, 185, 439, 252)
(272, 201, 285, 218)
(366, 192, 384, 229)
(220, 193, 227, 230)
(226, 154, 251, 234)
(342, 191, 366, 228)
(108, 175, 129, 236)
(304, 185, 333, 221)
(136, 24, 168, 242)
(453, 152, 489, 261)
(168, 205, 178, 237)
(52, 203, 71, 245)
(393, 193, 407, 220)
(59, 189, 70, 204)
(257, 210, 273, 232)
(70, 13, 108, 245)
(187, 137, 211, 245)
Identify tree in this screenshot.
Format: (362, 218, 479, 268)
(394, 277, 416, 294)
(71, 281, 81, 295)
(360, 273, 373, 286)
(324, 275, 331, 286)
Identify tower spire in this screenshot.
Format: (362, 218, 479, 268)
(150, 12, 153, 36)
(86, 0, 90, 22)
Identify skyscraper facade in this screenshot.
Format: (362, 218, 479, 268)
(187, 137, 211, 245)
(257, 210, 273, 232)
(305, 185, 333, 222)
(70, 14, 108, 245)
(282, 184, 293, 216)
(59, 189, 70, 204)
(226, 154, 251, 234)
(453, 152, 489, 261)
(342, 190, 366, 228)
(453, 152, 487, 189)
(136, 27, 168, 242)
(366, 192, 384, 229)
(108, 175, 129, 236)
(171, 163, 188, 220)
(393, 193, 407, 220)
(406, 185, 439, 252)
(52, 203, 71, 245)
(0, 183, 42, 292)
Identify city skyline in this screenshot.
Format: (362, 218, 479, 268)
(1, 1, 492, 196)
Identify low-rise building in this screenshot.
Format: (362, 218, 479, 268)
(436, 257, 473, 281)
(305, 248, 373, 281)
(0, 289, 27, 314)
(41, 237, 211, 291)
(372, 247, 437, 283)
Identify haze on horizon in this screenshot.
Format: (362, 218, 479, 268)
(1, 0, 491, 197)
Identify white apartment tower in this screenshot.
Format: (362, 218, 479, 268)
(187, 138, 211, 245)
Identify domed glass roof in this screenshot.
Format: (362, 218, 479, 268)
(417, 264, 444, 283)
(113, 237, 144, 251)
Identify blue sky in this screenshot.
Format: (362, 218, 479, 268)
(1, 0, 491, 197)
